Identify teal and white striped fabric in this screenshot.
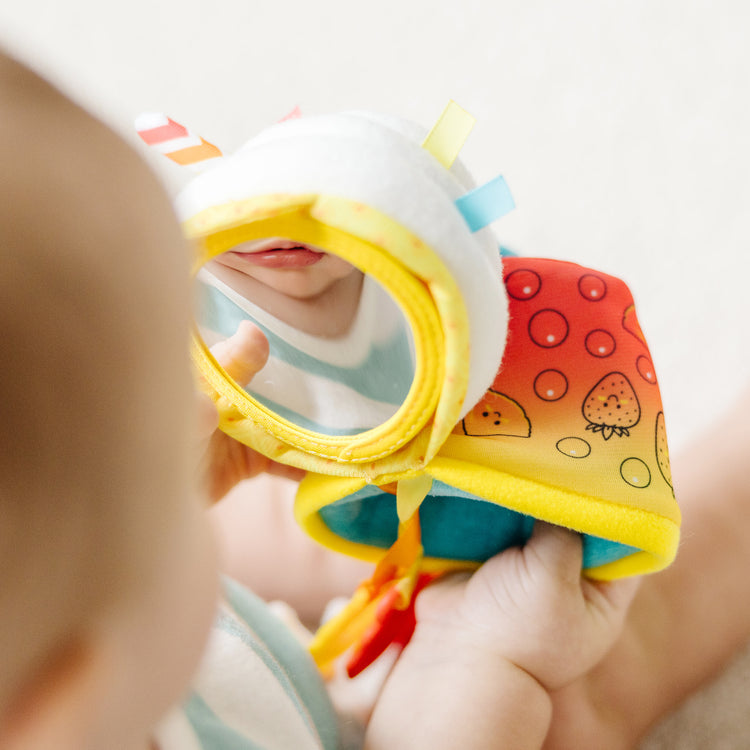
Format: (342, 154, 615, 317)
(155, 579, 341, 750)
(197, 271, 415, 436)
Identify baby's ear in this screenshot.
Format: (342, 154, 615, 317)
(0, 636, 111, 750)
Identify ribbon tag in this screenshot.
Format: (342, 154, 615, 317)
(455, 174, 515, 232)
(278, 105, 302, 122)
(396, 474, 434, 523)
(421, 101, 476, 169)
(135, 113, 223, 171)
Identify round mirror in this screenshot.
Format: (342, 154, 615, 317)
(194, 238, 416, 437)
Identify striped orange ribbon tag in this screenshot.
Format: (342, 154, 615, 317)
(135, 113, 223, 170)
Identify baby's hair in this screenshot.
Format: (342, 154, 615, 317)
(0, 53, 194, 714)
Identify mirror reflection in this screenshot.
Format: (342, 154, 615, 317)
(195, 238, 416, 436)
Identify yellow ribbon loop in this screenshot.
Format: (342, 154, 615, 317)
(421, 101, 476, 169)
(396, 474, 434, 523)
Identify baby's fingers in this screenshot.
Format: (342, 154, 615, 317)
(526, 521, 584, 585)
(194, 322, 269, 449)
(528, 522, 640, 614)
(210, 320, 269, 386)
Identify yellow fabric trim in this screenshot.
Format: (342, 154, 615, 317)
(425, 457, 679, 576)
(309, 196, 469, 461)
(585, 551, 661, 581)
(193, 212, 439, 459)
(185, 193, 317, 241)
(438, 433, 681, 524)
(421, 101, 476, 169)
(294, 456, 680, 578)
(294, 473, 376, 557)
(187, 194, 470, 480)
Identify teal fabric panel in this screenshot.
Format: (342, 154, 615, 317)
(318, 480, 639, 568)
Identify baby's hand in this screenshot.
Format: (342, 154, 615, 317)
(413, 522, 640, 691)
(196, 321, 303, 502)
(366, 524, 639, 749)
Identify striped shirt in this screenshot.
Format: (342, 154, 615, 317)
(155, 580, 342, 750)
(196, 271, 415, 436)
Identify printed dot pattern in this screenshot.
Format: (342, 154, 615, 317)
(585, 329, 616, 358)
(620, 457, 651, 488)
(578, 274, 608, 301)
(506, 268, 542, 300)
(528, 309, 569, 348)
(534, 369, 568, 401)
(637, 355, 657, 385)
(556, 437, 591, 458)
(473, 258, 675, 502)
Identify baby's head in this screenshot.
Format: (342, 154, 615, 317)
(0, 54, 217, 749)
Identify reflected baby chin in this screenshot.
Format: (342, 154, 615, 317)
(202, 249, 365, 337)
(210, 245, 359, 300)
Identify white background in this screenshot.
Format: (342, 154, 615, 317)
(1, 0, 748, 453)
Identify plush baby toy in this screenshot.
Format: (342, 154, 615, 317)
(137, 103, 680, 676)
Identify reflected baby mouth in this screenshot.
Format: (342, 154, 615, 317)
(231, 242, 325, 269)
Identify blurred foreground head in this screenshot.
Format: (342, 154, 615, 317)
(0, 52, 216, 749)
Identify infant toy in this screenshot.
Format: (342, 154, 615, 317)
(137, 102, 680, 676)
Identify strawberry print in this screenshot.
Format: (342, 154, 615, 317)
(655, 411, 672, 488)
(582, 372, 641, 440)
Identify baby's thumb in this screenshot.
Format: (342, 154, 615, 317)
(527, 521, 584, 585)
(210, 320, 269, 387)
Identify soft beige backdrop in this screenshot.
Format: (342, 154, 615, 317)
(2, 0, 749, 745)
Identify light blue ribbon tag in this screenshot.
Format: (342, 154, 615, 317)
(455, 175, 515, 232)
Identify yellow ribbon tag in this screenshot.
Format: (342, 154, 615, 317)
(396, 474, 434, 523)
(421, 101, 476, 169)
